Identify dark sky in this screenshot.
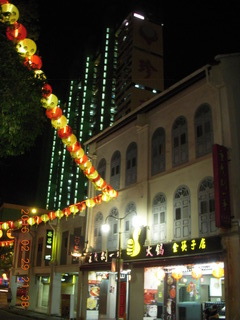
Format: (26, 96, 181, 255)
(36, 0, 240, 96)
(1, 0, 240, 207)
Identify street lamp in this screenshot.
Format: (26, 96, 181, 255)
(102, 212, 139, 320)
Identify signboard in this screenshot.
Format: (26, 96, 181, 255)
(44, 229, 54, 261)
(212, 144, 231, 228)
(85, 236, 222, 265)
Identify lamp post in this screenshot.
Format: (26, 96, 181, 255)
(102, 212, 138, 320)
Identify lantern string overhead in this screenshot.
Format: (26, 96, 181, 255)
(0, 1, 118, 243)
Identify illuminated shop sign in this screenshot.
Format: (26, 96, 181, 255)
(85, 236, 222, 264)
(44, 229, 54, 261)
(46, 230, 54, 249)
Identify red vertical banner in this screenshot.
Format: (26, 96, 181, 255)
(119, 281, 126, 318)
(212, 144, 231, 228)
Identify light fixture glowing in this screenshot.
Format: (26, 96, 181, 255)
(101, 223, 110, 233)
(133, 13, 145, 20)
(71, 251, 82, 257)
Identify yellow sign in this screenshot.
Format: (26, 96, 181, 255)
(126, 227, 141, 257)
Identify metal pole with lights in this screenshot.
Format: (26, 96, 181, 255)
(102, 212, 138, 320)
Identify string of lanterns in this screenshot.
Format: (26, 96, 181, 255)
(155, 265, 224, 281)
(0, 1, 118, 243)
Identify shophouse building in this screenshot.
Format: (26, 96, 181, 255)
(9, 205, 86, 319)
(79, 53, 240, 320)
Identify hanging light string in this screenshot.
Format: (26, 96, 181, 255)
(0, 0, 118, 240)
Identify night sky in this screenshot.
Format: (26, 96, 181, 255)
(1, 0, 240, 207)
(37, 0, 240, 95)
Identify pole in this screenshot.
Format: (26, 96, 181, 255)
(116, 218, 122, 320)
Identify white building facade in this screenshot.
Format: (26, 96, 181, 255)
(80, 53, 240, 320)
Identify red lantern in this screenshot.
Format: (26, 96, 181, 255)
(93, 195, 102, 204)
(63, 207, 71, 217)
(42, 83, 52, 98)
(77, 202, 86, 212)
(24, 55, 42, 70)
(75, 154, 88, 166)
(6, 22, 27, 41)
(35, 216, 42, 225)
(57, 125, 72, 139)
(66, 141, 81, 153)
(84, 165, 96, 176)
(7, 220, 14, 229)
(48, 211, 56, 220)
(0, 0, 9, 4)
(46, 106, 62, 120)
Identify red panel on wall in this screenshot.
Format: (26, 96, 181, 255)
(212, 144, 231, 228)
(119, 281, 126, 318)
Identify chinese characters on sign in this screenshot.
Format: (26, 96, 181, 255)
(172, 238, 206, 254)
(44, 229, 54, 261)
(138, 59, 158, 79)
(85, 236, 221, 265)
(146, 238, 207, 257)
(46, 230, 53, 249)
(212, 144, 231, 228)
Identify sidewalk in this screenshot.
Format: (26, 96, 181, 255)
(2, 306, 68, 319)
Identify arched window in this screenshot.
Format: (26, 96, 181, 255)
(172, 116, 188, 166)
(151, 128, 165, 175)
(97, 158, 106, 179)
(107, 207, 119, 251)
(173, 186, 191, 239)
(125, 142, 137, 186)
(94, 212, 103, 251)
(195, 104, 213, 157)
(123, 202, 137, 248)
(198, 177, 217, 235)
(110, 150, 121, 190)
(152, 193, 166, 243)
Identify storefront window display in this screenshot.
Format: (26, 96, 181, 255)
(87, 271, 106, 320)
(143, 262, 225, 320)
(86, 270, 130, 320)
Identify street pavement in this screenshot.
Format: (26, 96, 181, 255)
(0, 306, 67, 319)
(0, 290, 68, 319)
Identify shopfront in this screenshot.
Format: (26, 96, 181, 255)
(80, 235, 225, 320)
(143, 262, 225, 320)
